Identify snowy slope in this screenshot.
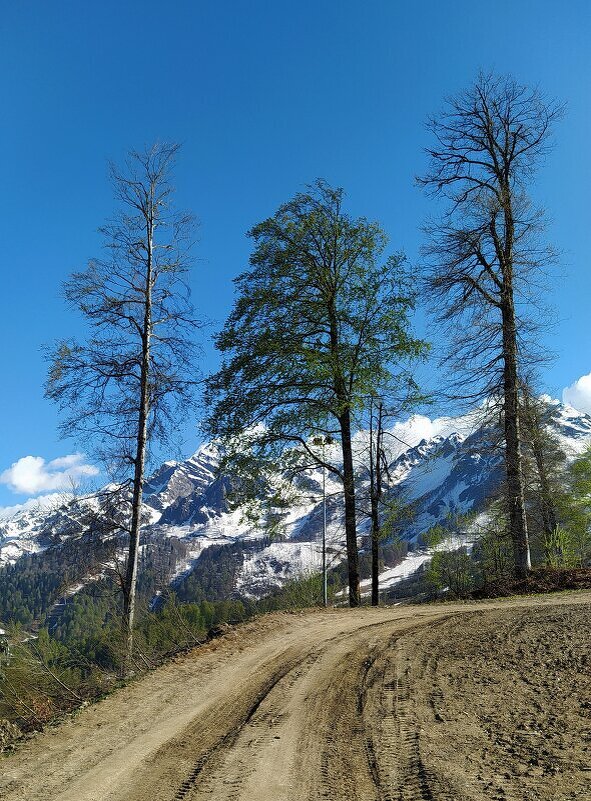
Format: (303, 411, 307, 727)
(2, 401, 591, 596)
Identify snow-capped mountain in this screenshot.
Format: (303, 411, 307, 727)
(2, 400, 591, 600)
(143, 443, 226, 525)
(0, 495, 104, 566)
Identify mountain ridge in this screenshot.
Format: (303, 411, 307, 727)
(1, 400, 591, 604)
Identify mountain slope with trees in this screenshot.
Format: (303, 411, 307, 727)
(2, 398, 590, 627)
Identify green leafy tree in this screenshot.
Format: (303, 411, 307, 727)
(555, 445, 591, 567)
(425, 548, 475, 598)
(205, 181, 426, 606)
(519, 388, 569, 559)
(473, 506, 515, 588)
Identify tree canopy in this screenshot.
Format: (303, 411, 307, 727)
(205, 180, 426, 604)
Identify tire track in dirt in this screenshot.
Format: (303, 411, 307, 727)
(387, 645, 439, 801)
(358, 618, 461, 801)
(177, 617, 441, 801)
(382, 603, 591, 801)
(127, 597, 591, 801)
(171, 648, 326, 801)
(122, 644, 317, 801)
(171, 662, 303, 800)
(61, 610, 443, 801)
(3, 594, 591, 801)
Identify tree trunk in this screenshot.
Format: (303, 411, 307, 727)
(370, 504, 380, 606)
(122, 214, 154, 671)
(122, 403, 148, 671)
(369, 399, 383, 607)
(501, 297, 531, 578)
(522, 391, 558, 539)
(339, 408, 360, 607)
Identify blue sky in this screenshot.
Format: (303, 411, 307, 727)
(1, 0, 590, 508)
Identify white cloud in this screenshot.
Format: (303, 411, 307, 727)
(562, 373, 591, 415)
(0, 493, 69, 520)
(47, 454, 84, 470)
(387, 411, 480, 452)
(0, 453, 99, 496)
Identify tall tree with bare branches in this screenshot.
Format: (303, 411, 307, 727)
(367, 398, 388, 606)
(419, 73, 562, 578)
(46, 143, 201, 667)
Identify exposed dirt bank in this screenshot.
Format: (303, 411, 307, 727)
(400, 602, 591, 801)
(470, 566, 591, 598)
(1, 593, 590, 801)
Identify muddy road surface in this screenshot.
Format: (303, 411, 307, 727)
(1, 593, 590, 801)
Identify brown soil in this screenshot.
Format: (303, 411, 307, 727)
(391, 601, 591, 801)
(471, 566, 591, 598)
(1, 593, 590, 801)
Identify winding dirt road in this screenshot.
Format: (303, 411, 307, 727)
(2, 593, 591, 801)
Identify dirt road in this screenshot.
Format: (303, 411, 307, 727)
(1, 593, 591, 801)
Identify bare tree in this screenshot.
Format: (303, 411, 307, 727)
(367, 398, 388, 606)
(358, 396, 419, 606)
(419, 73, 562, 578)
(46, 143, 201, 668)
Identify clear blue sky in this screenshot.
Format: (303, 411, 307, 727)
(1, 0, 590, 507)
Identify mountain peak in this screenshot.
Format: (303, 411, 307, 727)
(2, 400, 590, 595)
